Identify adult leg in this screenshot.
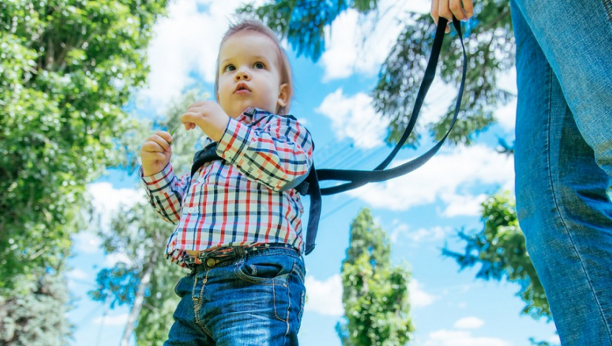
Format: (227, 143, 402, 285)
(511, 0, 612, 345)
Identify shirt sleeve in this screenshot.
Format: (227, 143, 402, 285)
(140, 163, 191, 224)
(216, 114, 314, 191)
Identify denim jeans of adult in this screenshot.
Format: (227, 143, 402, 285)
(511, 0, 612, 344)
(164, 245, 306, 346)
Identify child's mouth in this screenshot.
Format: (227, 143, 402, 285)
(234, 83, 251, 94)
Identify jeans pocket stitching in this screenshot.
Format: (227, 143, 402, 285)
(234, 264, 276, 285)
(273, 279, 290, 324)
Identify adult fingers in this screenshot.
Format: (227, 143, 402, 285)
(431, 0, 440, 24)
(462, 0, 474, 19)
(439, 0, 470, 21)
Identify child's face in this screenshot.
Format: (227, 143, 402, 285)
(217, 31, 288, 118)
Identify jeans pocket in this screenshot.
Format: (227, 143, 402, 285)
(173, 276, 184, 297)
(235, 254, 295, 284)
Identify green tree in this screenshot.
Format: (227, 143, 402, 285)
(337, 208, 413, 346)
(88, 90, 209, 345)
(0, 0, 168, 343)
(0, 273, 72, 346)
(442, 191, 550, 320)
(0, 0, 168, 292)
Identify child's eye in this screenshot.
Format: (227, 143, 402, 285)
(254, 62, 265, 69)
(224, 64, 235, 72)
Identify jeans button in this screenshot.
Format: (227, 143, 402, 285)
(206, 258, 216, 267)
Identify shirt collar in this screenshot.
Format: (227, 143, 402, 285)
(238, 107, 273, 123)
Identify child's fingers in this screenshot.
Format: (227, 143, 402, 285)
(180, 112, 199, 131)
(144, 133, 172, 151)
(155, 130, 173, 144)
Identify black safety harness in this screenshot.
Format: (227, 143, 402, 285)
(189, 18, 466, 255)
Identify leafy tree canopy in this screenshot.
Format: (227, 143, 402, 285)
(442, 191, 551, 320)
(0, 0, 168, 294)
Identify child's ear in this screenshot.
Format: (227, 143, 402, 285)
(277, 83, 289, 108)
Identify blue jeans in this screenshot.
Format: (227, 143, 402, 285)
(511, 0, 612, 344)
(164, 245, 306, 346)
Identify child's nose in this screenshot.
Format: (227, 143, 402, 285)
(235, 69, 250, 81)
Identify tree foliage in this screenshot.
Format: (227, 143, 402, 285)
(442, 191, 550, 320)
(0, 273, 72, 346)
(0, 1, 168, 344)
(88, 90, 209, 345)
(337, 208, 413, 346)
(240, 0, 514, 147)
(0, 0, 168, 295)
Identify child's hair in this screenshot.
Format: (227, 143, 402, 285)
(215, 19, 293, 114)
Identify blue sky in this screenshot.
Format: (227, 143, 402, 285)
(66, 0, 558, 345)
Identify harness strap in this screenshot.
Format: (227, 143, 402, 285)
(188, 17, 466, 256)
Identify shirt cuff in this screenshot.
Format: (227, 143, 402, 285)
(216, 117, 251, 164)
(140, 163, 174, 187)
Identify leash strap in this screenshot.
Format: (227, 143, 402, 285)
(316, 17, 466, 195)
(188, 17, 466, 255)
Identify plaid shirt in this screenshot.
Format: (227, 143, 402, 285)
(141, 108, 314, 267)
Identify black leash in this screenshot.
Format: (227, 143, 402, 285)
(190, 17, 467, 256)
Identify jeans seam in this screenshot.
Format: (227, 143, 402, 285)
(545, 67, 612, 342)
(603, 0, 612, 25)
(192, 271, 214, 338)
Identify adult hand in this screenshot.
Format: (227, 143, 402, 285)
(141, 131, 173, 176)
(180, 101, 230, 142)
(431, 0, 474, 32)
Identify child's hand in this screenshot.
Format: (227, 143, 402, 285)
(180, 101, 230, 142)
(141, 131, 173, 176)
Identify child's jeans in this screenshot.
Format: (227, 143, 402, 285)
(164, 244, 306, 346)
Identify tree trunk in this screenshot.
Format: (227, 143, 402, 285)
(120, 250, 158, 346)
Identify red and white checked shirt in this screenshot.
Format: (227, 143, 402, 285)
(140, 107, 314, 267)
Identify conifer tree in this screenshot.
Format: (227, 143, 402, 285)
(337, 208, 413, 346)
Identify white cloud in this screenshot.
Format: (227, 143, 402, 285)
(320, 0, 429, 81)
(454, 316, 485, 329)
(105, 253, 134, 267)
(439, 193, 488, 217)
(315, 89, 389, 149)
(87, 182, 144, 233)
(74, 182, 143, 260)
(420, 330, 512, 346)
(304, 275, 344, 316)
(409, 279, 437, 308)
(66, 269, 89, 281)
(495, 98, 517, 132)
(139, 0, 265, 110)
(346, 144, 514, 213)
(92, 313, 129, 326)
(72, 230, 103, 254)
(390, 222, 451, 243)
